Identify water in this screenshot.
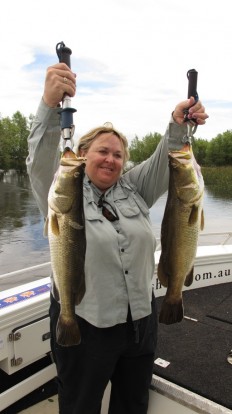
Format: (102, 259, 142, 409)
(0, 173, 50, 275)
(0, 172, 231, 277)
(150, 188, 232, 237)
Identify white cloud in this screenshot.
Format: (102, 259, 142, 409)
(1, 0, 232, 141)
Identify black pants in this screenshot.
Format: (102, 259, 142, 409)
(49, 294, 158, 414)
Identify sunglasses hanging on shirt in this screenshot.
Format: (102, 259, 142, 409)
(98, 195, 119, 222)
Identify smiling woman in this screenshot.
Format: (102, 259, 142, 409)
(77, 124, 130, 163)
(76, 123, 130, 190)
(25, 57, 209, 414)
(78, 131, 124, 191)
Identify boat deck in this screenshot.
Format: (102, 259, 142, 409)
(154, 281, 232, 411)
(1, 282, 231, 413)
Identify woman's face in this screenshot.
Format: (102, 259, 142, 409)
(81, 132, 124, 191)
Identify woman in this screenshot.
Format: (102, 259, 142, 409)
(26, 62, 208, 414)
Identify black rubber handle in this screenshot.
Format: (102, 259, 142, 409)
(187, 69, 198, 101)
(56, 41, 72, 68)
(55, 42, 76, 144)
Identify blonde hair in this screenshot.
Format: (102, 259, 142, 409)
(76, 124, 130, 166)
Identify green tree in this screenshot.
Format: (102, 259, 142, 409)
(0, 111, 31, 173)
(129, 131, 232, 167)
(129, 132, 162, 163)
(206, 130, 232, 166)
(192, 138, 209, 166)
(0, 116, 13, 171)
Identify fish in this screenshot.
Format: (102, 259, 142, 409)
(44, 148, 87, 346)
(157, 143, 204, 324)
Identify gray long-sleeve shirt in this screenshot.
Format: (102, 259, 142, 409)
(26, 99, 187, 327)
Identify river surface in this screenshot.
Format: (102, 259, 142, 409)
(0, 172, 231, 282)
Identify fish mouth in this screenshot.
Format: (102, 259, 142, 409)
(169, 150, 192, 166)
(59, 147, 86, 167)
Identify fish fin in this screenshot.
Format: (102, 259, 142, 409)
(69, 219, 84, 230)
(53, 283, 60, 302)
(75, 282, 86, 305)
(200, 210, 204, 231)
(184, 267, 194, 287)
(56, 314, 81, 347)
(189, 205, 199, 226)
(49, 196, 74, 215)
(43, 217, 48, 237)
(50, 213, 60, 236)
(159, 298, 184, 325)
(157, 259, 168, 287)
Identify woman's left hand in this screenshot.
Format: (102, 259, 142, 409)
(173, 96, 209, 125)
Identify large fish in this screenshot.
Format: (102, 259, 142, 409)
(44, 148, 86, 346)
(158, 143, 204, 324)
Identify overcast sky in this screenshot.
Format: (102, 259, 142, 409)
(1, 0, 232, 142)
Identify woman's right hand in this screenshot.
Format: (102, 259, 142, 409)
(43, 63, 76, 108)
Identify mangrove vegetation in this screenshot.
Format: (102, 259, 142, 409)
(0, 112, 232, 181)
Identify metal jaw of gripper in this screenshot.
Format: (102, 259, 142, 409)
(59, 95, 76, 150)
(182, 121, 198, 145)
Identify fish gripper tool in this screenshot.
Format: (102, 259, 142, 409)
(183, 68, 198, 145)
(56, 41, 77, 149)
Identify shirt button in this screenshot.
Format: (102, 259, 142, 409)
(125, 270, 128, 275)
(121, 248, 124, 252)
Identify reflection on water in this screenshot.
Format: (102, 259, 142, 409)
(0, 172, 50, 274)
(206, 179, 232, 200)
(150, 187, 232, 239)
(0, 172, 231, 275)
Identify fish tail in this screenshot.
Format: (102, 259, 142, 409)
(159, 298, 184, 325)
(56, 314, 81, 347)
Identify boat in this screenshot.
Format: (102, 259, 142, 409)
(0, 232, 231, 413)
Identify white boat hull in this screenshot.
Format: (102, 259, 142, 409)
(0, 239, 231, 413)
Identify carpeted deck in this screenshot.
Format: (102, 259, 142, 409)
(154, 282, 232, 410)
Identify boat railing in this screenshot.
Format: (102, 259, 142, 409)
(0, 231, 231, 285)
(201, 231, 232, 245)
(198, 231, 232, 246)
(0, 262, 51, 280)
(0, 262, 51, 291)
(155, 231, 232, 251)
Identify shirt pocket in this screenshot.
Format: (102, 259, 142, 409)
(115, 190, 150, 218)
(132, 193, 150, 217)
(114, 192, 140, 218)
(84, 200, 103, 222)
